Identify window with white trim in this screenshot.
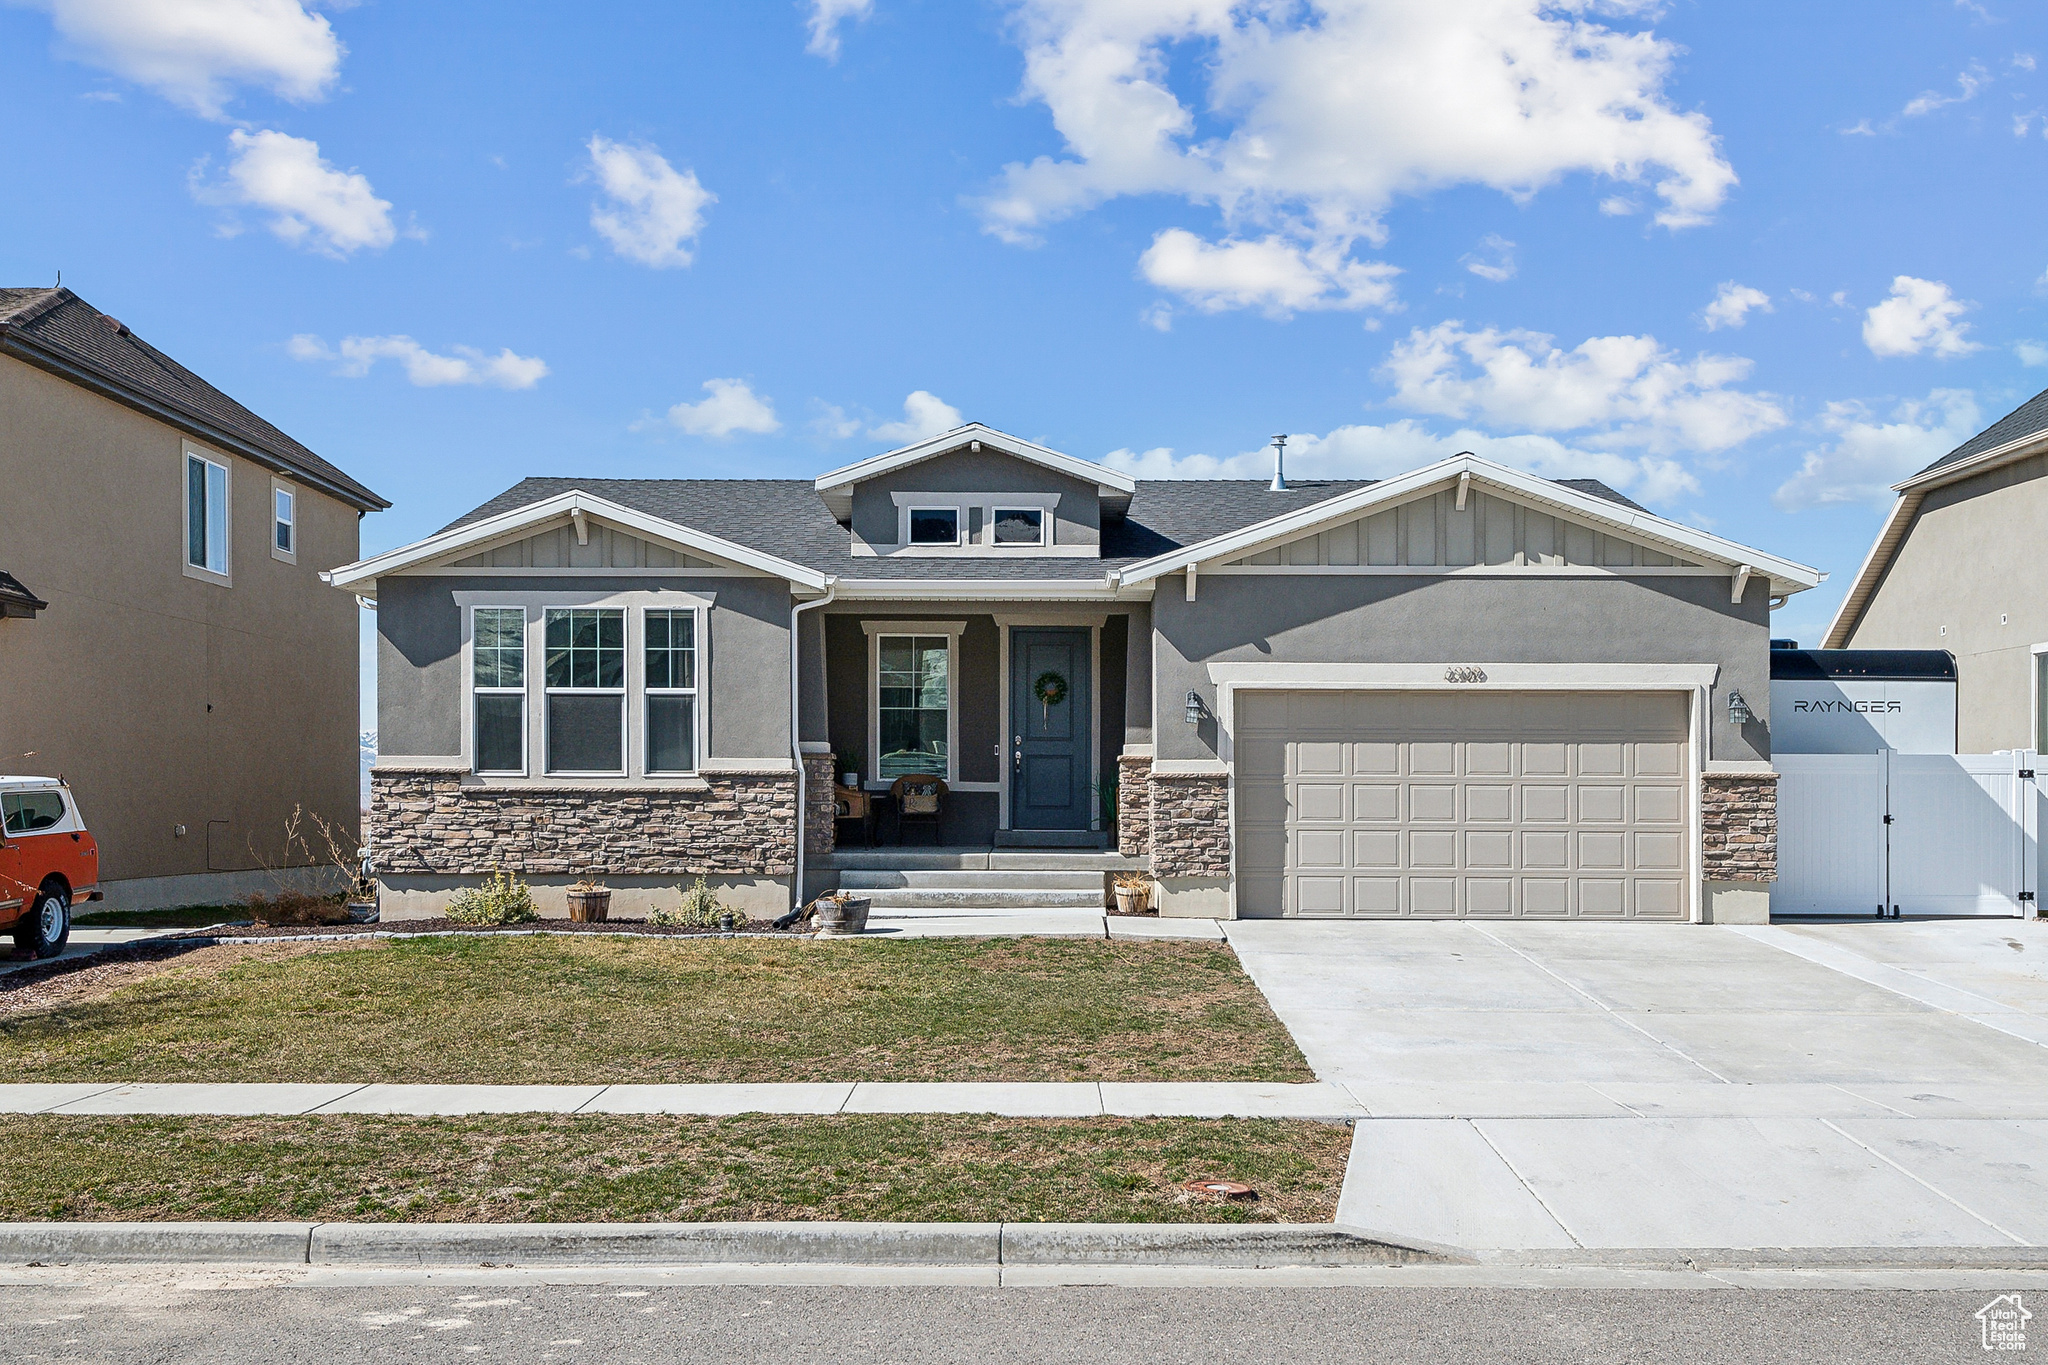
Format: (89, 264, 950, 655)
(472, 607, 526, 774)
(907, 507, 960, 546)
(185, 451, 229, 578)
(991, 507, 1044, 545)
(545, 608, 626, 773)
(645, 608, 698, 774)
(877, 635, 950, 780)
(273, 483, 296, 559)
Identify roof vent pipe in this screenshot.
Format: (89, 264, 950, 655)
(1268, 434, 1288, 491)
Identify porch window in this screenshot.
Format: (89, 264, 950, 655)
(645, 608, 698, 774)
(545, 607, 625, 773)
(472, 607, 526, 774)
(877, 635, 949, 780)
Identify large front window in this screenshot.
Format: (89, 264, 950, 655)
(472, 607, 525, 774)
(878, 635, 949, 780)
(545, 608, 625, 773)
(645, 608, 698, 774)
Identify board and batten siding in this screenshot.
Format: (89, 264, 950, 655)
(448, 522, 721, 571)
(1226, 490, 1700, 570)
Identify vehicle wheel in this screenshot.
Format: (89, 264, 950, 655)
(19, 885, 70, 960)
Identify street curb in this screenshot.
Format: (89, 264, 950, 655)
(1475, 1246, 2048, 1270)
(0, 1221, 1467, 1268)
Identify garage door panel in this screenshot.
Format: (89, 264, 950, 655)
(1235, 690, 1690, 922)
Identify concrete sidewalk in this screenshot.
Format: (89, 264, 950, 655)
(0, 1080, 1359, 1118)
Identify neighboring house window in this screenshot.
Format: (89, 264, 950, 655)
(907, 508, 960, 546)
(878, 635, 949, 780)
(991, 507, 1044, 545)
(273, 484, 296, 560)
(645, 608, 698, 774)
(545, 608, 625, 774)
(472, 607, 526, 774)
(185, 451, 229, 578)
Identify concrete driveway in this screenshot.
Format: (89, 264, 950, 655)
(1224, 917, 2048, 1252)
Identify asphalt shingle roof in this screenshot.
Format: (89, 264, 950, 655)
(0, 570, 46, 616)
(0, 287, 386, 510)
(444, 473, 1646, 581)
(1915, 383, 2048, 479)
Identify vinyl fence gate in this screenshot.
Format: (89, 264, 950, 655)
(1774, 751, 2041, 917)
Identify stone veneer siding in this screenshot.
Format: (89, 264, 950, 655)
(802, 753, 837, 858)
(1148, 773, 1231, 878)
(1700, 771, 1778, 883)
(370, 769, 799, 877)
(1116, 755, 1152, 859)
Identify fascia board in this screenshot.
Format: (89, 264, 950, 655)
(1120, 454, 1823, 593)
(832, 576, 1140, 601)
(813, 424, 1137, 495)
(1893, 426, 2048, 494)
(1820, 490, 1921, 648)
(326, 491, 830, 592)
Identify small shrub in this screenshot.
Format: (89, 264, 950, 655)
(651, 877, 744, 929)
(445, 869, 538, 926)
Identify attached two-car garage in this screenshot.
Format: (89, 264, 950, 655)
(1233, 690, 1690, 919)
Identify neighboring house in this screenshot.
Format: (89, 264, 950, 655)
(333, 425, 1820, 924)
(0, 288, 388, 910)
(1824, 385, 2048, 753)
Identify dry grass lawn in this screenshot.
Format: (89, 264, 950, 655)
(0, 1114, 1348, 1224)
(0, 936, 1311, 1084)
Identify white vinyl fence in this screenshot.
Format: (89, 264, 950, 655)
(1774, 751, 2040, 917)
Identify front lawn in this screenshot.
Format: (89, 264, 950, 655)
(0, 937, 1311, 1084)
(0, 1114, 1347, 1224)
(70, 906, 249, 930)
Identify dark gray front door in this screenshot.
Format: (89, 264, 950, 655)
(1010, 628, 1091, 831)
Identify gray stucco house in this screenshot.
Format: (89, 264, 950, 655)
(1823, 385, 2048, 752)
(331, 424, 1821, 924)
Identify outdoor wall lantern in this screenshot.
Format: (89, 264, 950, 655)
(1184, 690, 1204, 725)
(1727, 689, 1753, 726)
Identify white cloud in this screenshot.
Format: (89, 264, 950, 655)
(289, 334, 548, 389)
(1380, 322, 1787, 456)
(194, 129, 398, 256)
(1104, 421, 1699, 506)
(23, 0, 342, 118)
(663, 379, 780, 436)
(1138, 229, 1398, 316)
(1903, 66, 1988, 118)
(2016, 341, 2048, 367)
(1862, 276, 1981, 358)
(870, 391, 963, 444)
(810, 403, 864, 439)
(1701, 282, 1772, 331)
(977, 0, 1734, 315)
(1461, 234, 1516, 284)
(805, 0, 872, 60)
(585, 136, 714, 269)
(1773, 389, 1980, 510)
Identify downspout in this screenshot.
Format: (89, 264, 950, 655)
(789, 576, 839, 911)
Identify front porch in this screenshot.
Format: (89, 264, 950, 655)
(804, 603, 1147, 852)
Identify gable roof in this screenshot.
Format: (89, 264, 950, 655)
(0, 570, 46, 619)
(812, 423, 1137, 519)
(1117, 453, 1824, 596)
(0, 287, 386, 512)
(1822, 384, 2048, 647)
(325, 489, 831, 595)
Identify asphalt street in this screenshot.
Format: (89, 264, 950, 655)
(3, 1281, 2034, 1364)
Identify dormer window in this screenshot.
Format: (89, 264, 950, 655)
(991, 508, 1045, 545)
(908, 507, 961, 546)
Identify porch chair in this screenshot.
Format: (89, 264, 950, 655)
(890, 774, 948, 846)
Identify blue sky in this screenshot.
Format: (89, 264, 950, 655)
(5, 0, 2047, 729)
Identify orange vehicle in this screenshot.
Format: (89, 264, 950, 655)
(1, 778, 100, 959)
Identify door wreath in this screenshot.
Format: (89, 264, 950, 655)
(1033, 670, 1069, 725)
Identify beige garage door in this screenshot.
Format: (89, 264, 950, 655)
(1235, 691, 1690, 919)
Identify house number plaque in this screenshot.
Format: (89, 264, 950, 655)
(1443, 665, 1489, 684)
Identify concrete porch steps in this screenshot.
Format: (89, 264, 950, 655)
(860, 888, 1109, 910)
(838, 870, 1105, 891)
(816, 848, 1141, 873)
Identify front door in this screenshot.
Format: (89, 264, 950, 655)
(1009, 628, 1091, 831)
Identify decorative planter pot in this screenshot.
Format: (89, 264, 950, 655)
(813, 895, 871, 937)
(841, 771, 859, 789)
(1113, 886, 1150, 916)
(345, 900, 380, 924)
(566, 889, 612, 923)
